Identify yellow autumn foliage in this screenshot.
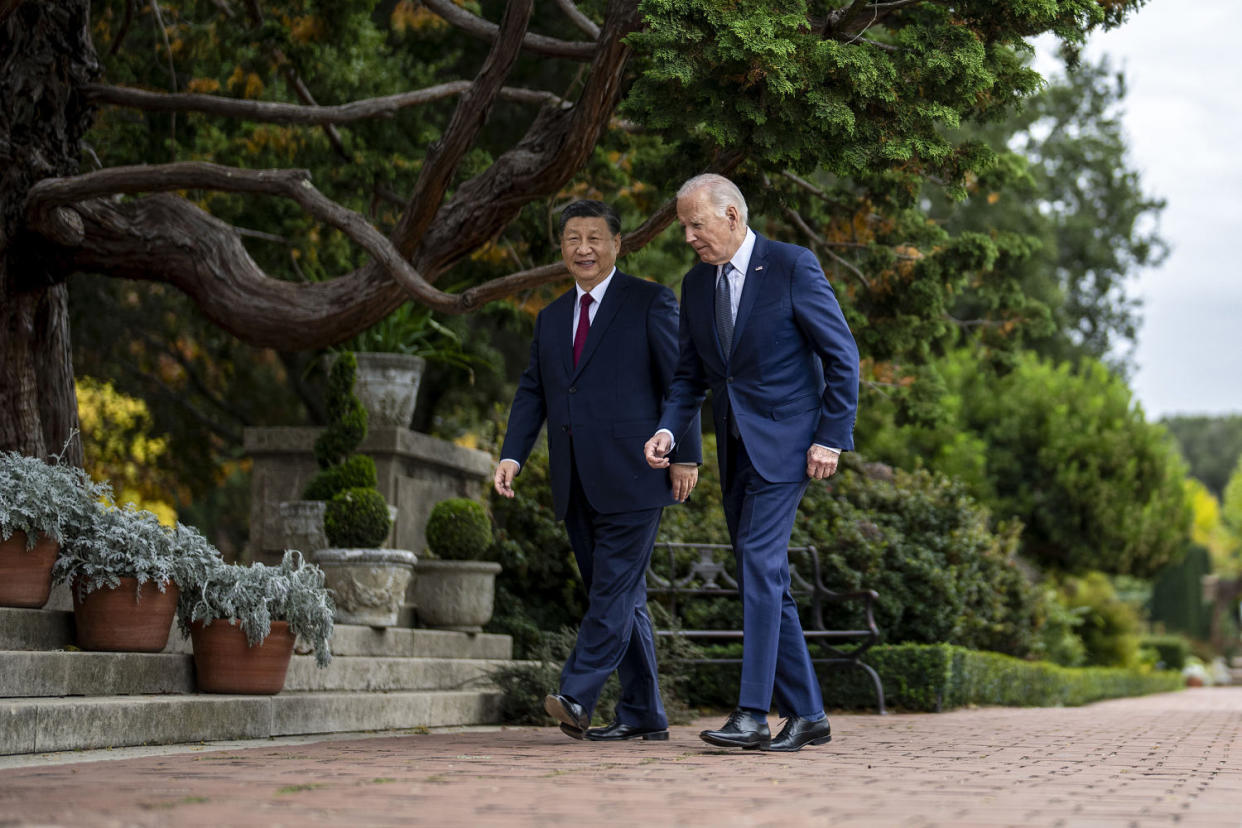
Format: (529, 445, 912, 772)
(1184, 476, 1241, 575)
(76, 378, 180, 526)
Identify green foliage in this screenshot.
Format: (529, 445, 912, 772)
(1223, 457, 1242, 538)
(53, 504, 223, 601)
(485, 448, 585, 656)
(312, 353, 366, 470)
(425, 498, 493, 561)
(1138, 635, 1191, 671)
(0, 448, 107, 549)
(819, 644, 1183, 712)
(1053, 573, 1142, 668)
(1162, 414, 1242, 499)
(861, 349, 1192, 576)
(323, 487, 390, 549)
(176, 550, 335, 667)
(1028, 585, 1087, 667)
(1150, 544, 1214, 641)
(301, 454, 377, 502)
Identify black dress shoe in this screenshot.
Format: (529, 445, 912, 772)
(585, 721, 670, 741)
(699, 709, 771, 749)
(763, 715, 832, 752)
(544, 693, 590, 732)
(559, 723, 585, 741)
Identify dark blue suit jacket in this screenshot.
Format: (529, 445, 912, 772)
(501, 271, 702, 520)
(659, 233, 858, 484)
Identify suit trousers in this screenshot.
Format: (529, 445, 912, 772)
(559, 448, 667, 729)
(723, 432, 824, 717)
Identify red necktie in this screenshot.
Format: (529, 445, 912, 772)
(573, 293, 593, 367)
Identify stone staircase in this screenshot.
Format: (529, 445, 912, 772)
(1, 603, 517, 756)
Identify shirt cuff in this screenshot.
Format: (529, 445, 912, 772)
(499, 458, 521, 471)
(655, 428, 675, 450)
(812, 444, 840, 455)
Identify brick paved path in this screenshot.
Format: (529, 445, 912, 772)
(2, 687, 1240, 827)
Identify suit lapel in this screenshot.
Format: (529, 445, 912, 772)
(728, 234, 768, 357)
(571, 271, 630, 378)
(548, 288, 576, 378)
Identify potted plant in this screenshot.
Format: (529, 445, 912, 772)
(293, 353, 415, 627)
(317, 489, 418, 628)
(53, 503, 223, 652)
(177, 549, 335, 693)
(413, 497, 501, 632)
(336, 303, 476, 428)
(0, 448, 104, 608)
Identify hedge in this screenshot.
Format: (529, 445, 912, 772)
(681, 643, 1183, 712)
(822, 644, 1184, 712)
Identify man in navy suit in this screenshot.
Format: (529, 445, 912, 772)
(645, 174, 859, 752)
(495, 200, 701, 742)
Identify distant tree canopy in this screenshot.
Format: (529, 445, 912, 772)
(1, 0, 1152, 462)
(861, 349, 1191, 577)
(1162, 415, 1242, 499)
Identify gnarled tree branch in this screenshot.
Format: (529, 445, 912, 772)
(553, 0, 601, 38)
(81, 82, 568, 125)
(423, 0, 596, 61)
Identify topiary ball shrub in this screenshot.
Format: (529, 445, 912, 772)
(425, 498, 493, 561)
(303, 454, 378, 501)
(323, 487, 391, 549)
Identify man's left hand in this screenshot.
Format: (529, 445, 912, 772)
(669, 463, 698, 502)
(806, 445, 840, 480)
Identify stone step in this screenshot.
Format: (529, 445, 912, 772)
(2, 689, 504, 756)
(0, 650, 516, 697)
(0, 607, 73, 650)
(0, 607, 512, 660)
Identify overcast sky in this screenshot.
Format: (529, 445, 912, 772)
(1034, 0, 1242, 420)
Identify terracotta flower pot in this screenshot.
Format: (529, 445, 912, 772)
(72, 576, 179, 652)
(0, 531, 59, 608)
(190, 619, 295, 694)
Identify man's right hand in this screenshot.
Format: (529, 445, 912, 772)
(644, 432, 672, 469)
(493, 460, 519, 498)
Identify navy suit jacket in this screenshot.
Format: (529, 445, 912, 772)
(501, 271, 702, 520)
(659, 233, 859, 484)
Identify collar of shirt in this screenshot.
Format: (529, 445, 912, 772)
(573, 267, 616, 334)
(718, 228, 756, 320)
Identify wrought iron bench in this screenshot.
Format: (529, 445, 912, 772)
(646, 541, 886, 714)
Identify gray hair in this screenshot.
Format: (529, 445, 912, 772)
(677, 174, 748, 226)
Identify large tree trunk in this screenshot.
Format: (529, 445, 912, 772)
(0, 0, 97, 463)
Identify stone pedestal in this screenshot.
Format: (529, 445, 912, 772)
(244, 427, 493, 624)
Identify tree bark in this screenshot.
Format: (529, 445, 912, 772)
(0, 0, 98, 462)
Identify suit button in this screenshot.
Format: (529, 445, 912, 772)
(568, 387, 577, 394)
(561, 425, 569, 432)
(727, 376, 734, 383)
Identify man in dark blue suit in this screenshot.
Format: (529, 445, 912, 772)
(495, 200, 701, 742)
(645, 174, 859, 752)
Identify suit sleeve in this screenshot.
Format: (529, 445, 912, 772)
(498, 311, 549, 470)
(649, 286, 702, 465)
(790, 248, 860, 451)
(658, 277, 711, 443)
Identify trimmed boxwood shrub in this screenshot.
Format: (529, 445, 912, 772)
(302, 454, 378, 502)
(324, 487, 390, 549)
(818, 643, 1183, 712)
(1139, 635, 1191, 671)
(425, 497, 493, 560)
(303, 352, 390, 546)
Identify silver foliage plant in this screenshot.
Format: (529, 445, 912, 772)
(177, 550, 335, 667)
(53, 503, 224, 601)
(0, 448, 108, 550)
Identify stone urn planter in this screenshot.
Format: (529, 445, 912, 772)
(279, 500, 328, 554)
(412, 559, 502, 632)
(352, 352, 427, 428)
(314, 548, 418, 627)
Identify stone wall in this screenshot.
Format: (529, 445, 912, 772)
(244, 426, 493, 565)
